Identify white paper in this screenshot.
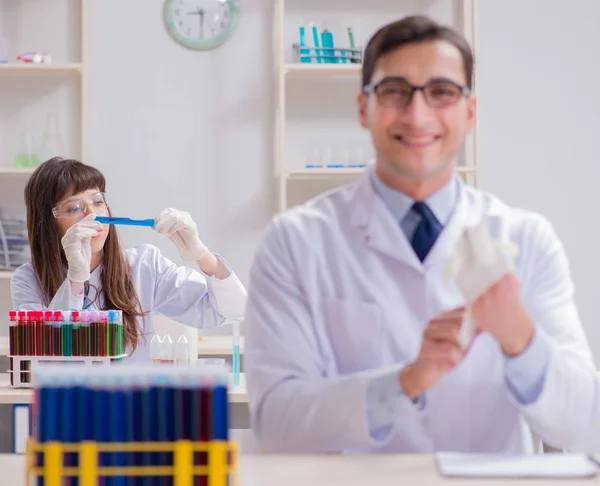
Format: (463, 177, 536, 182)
(444, 224, 519, 349)
(457, 312, 476, 350)
(436, 452, 599, 478)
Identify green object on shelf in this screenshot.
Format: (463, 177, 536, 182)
(14, 152, 40, 168)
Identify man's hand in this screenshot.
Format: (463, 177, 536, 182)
(471, 273, 534, 357)
(399, 308, 469, 400)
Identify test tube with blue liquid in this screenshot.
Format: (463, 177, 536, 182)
(232, 319, 241, 389)
(309, 21, 322, 63)
(298, 26, 310, 63)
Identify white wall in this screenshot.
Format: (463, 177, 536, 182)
(477, 0, 600, 361)
(88, 0, 274, 334)
(87, 0, 600, 361)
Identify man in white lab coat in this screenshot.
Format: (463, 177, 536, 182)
(244, 15, 599, 453)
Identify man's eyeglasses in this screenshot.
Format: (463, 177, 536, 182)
(363, 77, 471, 109)
(52, 192, 109, 219)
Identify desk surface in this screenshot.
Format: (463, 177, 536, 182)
(197, 335, 245, 355)
(0, 372, 248, 404)
(0, 335, 245, 356)
(0, 454, 597, 486)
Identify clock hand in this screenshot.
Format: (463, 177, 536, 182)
(199, 8, 205, 39)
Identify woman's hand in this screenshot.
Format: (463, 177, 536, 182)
(154, 208, 210, 261)
(61, 213, 100, 286)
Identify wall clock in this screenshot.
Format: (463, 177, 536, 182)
(163, 0, 240, 51)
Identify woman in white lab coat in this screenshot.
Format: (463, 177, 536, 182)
(10, 157, 247, 362)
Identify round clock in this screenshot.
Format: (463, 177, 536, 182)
(163, 0, 240, 51)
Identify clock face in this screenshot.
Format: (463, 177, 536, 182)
(163, 0, 240, 51)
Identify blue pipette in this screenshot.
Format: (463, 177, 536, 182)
(95, 216, 154, 227)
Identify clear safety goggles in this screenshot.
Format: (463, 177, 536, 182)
(52, 192, 109, 219)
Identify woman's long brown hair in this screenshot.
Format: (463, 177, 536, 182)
(24, 157, 144, 352)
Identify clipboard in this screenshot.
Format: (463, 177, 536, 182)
(436, 452, 600, 479)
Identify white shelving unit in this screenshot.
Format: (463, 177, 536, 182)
(0, 1, 88, 328)
(274, 0, 479, 212)
(0, 63, 84, 73)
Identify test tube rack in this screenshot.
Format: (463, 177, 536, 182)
(8, 309, 126, 388)
(292, 43, 363, 64)
(8, 354, 127, 388)
(25, 437, 238, 486)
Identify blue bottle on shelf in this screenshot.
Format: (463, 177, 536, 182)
(321, 28, 335, 64)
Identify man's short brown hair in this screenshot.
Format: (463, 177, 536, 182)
(362, 15, 474, 89)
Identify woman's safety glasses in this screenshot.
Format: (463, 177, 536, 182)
(52, 192, 109, 219)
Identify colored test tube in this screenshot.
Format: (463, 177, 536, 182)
(62, 311, 70, 357)
(26, 311, 36, 357)
(81, 311, 90, 357)
(33, 310, 41, 356)
(117, 310, 123, 356)
(111, 374, 127, 486)
(99, 311, 108, 357)
(26, 310, 34, 357)
(17, 311, 26, 383)
(43, 311, 52, 356)
(71, 311, 80, 357)
(36, 311, 42, 356)
(108, 310, 117, 357)
(232, 320, 241, 388)
(89, 311, 98, 356)
(9, 311, 16, 386)
(67, 311, 73, 357)
(8, 310, 16, 356)
(34, 311, 41, 356)
(197, 383, 212, 486)
(53, 311, 62, 356)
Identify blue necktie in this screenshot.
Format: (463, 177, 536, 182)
(410, 202, 442, 262)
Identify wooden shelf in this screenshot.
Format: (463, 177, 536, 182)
(0, 167, 36, 175)
(0, 63, 83, 74)
(284, 63, 361, 78)
(274, 1, 479, 211)
(286, 166, 476, 179)
(287, 167, 365, 177)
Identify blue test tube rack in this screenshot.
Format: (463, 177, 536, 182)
(26, 364, 238, 486)
(292, 43, 362, 64)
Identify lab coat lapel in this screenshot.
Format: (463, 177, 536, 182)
(348, 169, 483, 271)
(423, 181, 483, 268)
(348, 170, 423, 272)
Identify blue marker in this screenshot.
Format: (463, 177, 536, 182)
(95, 216, 154, 227)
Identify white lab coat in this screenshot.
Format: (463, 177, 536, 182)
(11, 244, 247, 362)
(244, 169, 599, 454)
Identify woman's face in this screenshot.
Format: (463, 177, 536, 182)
(53, 188, 110, 254)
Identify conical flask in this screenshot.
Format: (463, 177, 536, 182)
(14, 128, 39, 168)
(39, 112, 66, 162)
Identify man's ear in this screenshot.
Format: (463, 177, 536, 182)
(358, 91, 369, 129)
(465, 95, 476, 134)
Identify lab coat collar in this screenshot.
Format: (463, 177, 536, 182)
(348, 165, 482, 272)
